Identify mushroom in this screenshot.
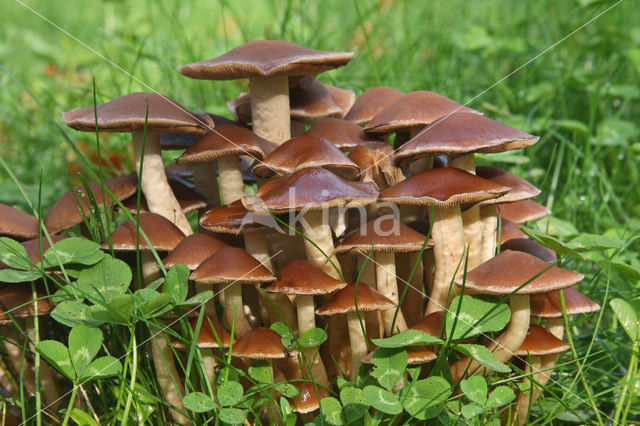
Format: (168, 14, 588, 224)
(0, 203, 39, 240)
(498, 199, 551, 224)
(344, 86, 404, 126)
(306, 118, 382, 152)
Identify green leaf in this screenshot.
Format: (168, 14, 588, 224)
(42, 237, 104, 267)
(270, 321, 295, 350)
(68, 324, 102, 377)
(68, 408, 99, 426)
(79, 356, 122, 381)
(446, 295, 510, 340)
(610, 298, 638, 340)
(340, 387, 368, 423)
(371, 347, 407, 391)
(219, 407, 247, 424)
(372, 329, 443, 348)
(217, 381, 244, 407)
(76, 257, 131, 302)
(279, 396, 292, 417)
(298, 327, 327, 348)
(248, 360, 272, 384)
(274, 383, 299, 398)
(569, 233, 624, 252)
(460, 376, 487, 405)
(486, 385, 516, 409)
(36, 340, 74, 380)
(134, 289, 172, 317)
(183, 391, 217, 413)
(0, 237, 31, 270)
(215, 367, 239, 387)
(533, 216, 579, 238)
(461, 403, 484, 419)
(178, 290, 213, 307)
(85, 294, 134, 325)
(398, 377, 451, 420)
(51, 301, 90, 328)
(162, 263, 190, 304)
(319, 396, 344, 425)
(520, 227, 582, 259)
(552, 119, 589, 134)
(608, 260, 640, 281)
(363, 385, 402, 415)
(454, 344, 511, 373)
(0, 268, 42, 283)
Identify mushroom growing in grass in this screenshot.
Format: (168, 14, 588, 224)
(316, 282, 395, 380)
(64, 92, 214, 235)
(449, 251, 584, 382)
(344, 86, 404, 126)
(498, 199, 551, 224)
(306, 118, 383, 152)
(0, 203, 39, 240)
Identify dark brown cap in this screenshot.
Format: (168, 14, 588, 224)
(325, 83, 356, 117)
(199, 200, 283, 235)
(190, 247, 275, 284)
(499, 200, 551, 224)
(289, 77, 344, 120)
(530, 287, 600, 319)
(410, 311, 446, 338)
(515, 324, 569, 356)
(266, 259, 346, 295)
(379, 168, 509, 208)
(336, 217, 432, 254)
(499, 219, 527, 243)
(0, 204, 38, 240)
(0, 285, 52, 323)
(345, 86, 405, 125)
(316, 282, 395, 315)
(306, 118, 381, 151)
(476, 166, 541, 206)
(455, 250, 583, 295)
(289, 382, 323, 413)
(172, 317, 232, 349)
(232, 327, 296, 359)
(253, 135, 360, 179)
(178, 40, 353, 80)
(104, 212, 186, 252)
(64, 92, 213, 135)
(501, 238, 557, 264)
(163, 233, 228, 270)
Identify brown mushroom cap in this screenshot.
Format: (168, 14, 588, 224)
(162, 233, 229, 270)
(177, 40, 354, 80)
(242, 167, 378, 213)
(306, 118, 381, 151)
(199, 200, 282, 235)
(348, 142, 404, 187)
(364, 91, 480, 134)
(394, 112, 539, 163)
(515, 324, 570, 356)
(379, 168, 510, 208)
(455, 250, 583, 295)
(476, 166, 541, 206)
(232, 327, 296, 359)
(345, 86, 405, 125)
(316, 282, 395, 315)
(410, 311, 446, 338)
(289, 77, 344, 120)
(63, 92, 212, 135)
(172, 317, 232, 349)
(336, 217, 432, 254)
(18, 235, 67, 268)
(104, 212, 186, 252)
(0, 204, 39, 240)
(499, 200, 551, 224)
(530, 287, 601, 319)
(500, 219, 527, 243)
(265, 259, 346, 295)
(189, 247, 275, 284)
(325, 83, 356, 117)
(0, 285, 52, 323)
(253, 135, 360, 179)
(501, 238, 557, 264)
(289, 382, 323, 413)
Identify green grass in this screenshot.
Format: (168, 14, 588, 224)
(0, 0, 639, 423)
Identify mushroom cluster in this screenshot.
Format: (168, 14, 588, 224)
(0, 39, 598, 423)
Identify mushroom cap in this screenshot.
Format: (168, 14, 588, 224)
(0, 204, 39, 240)
(336, 217, 432, 254)
(199, 200, 284, 235)
(177, 124, 275, 164)
(476, 166, 541, 206)
(253, 135, 360, 179)
(289, 77, 344, 120)
(316, 282, 395, 315)
(232, 327, 296, 359)
(104, 212, 186, 252)
(242, 167, 378, 213)
(266, 259, 346, 295)
(455, 250, 583, 295)
(501, 238, 557, 264)
(348, 142, 404, 187)
(63, 92, 213, 135)
(0, 285, 52, 323)
(379, 168, 510, 208)
(515, 324, 570, 356)
(530, 287, 600, 319)
(345, 86, 405, 125)
(178, 40, 353, 80)
(163, 233, 229, 271)
(306, 118, 381, 151)
(172, 317, 232, 349)
(499, 219, 527, 243)
(410, 311, 446, 338)
(289, 382, 324, 413)
(394, 112, 539, 163)
(499, 199, 551, 224)
(45, 173, 138, 235)
(325, 84, 356, 117)
(189, 247, 275, 284)
(364, 91, 480, 134)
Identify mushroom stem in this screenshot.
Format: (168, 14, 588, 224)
(515, 356, 542, 425)
(399, 252, 425, 327)
(141, 251, 161, 284)
(545, 317, 564, 340)
(451, 155, 482, 269)
(346, 311, 367, 380)
(192, 162, 221, 206)
(451, 294, 530, 381)
(425, 205, 465, 315)
(297, 295, 329, 386)
(249, 76, 291, 144)
(302, 209, 342, 280)
(480, 205, 498, 262)
(375, 251, 407, 335)
(357, 256, 383, 340)
(218, 156, 246, 204)
(224, 284, 253, 337)
(132, 131, 193, 235)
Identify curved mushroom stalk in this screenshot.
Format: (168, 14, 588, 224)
(515, 356, 543, 425)
(249, 76, 291, 144)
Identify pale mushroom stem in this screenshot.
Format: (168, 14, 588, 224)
(302, 210, 342, 280)
(218, 156, 246, 205)
(192, 162, 221, 206)
(132, 132, 193, 235)
(224, 285, 253, 337)
(425, 206, 465, 315)
(297, 295, 329, 386)
(480, 205, 498, 262)
(515, 356, 542, 425)
(375, 251, 407, 335)
(346, 311, 367, 380)
(249, 76, 291, 144)
(451, 154, 482, 269)
(450, 294, 530, 381)
(357, 256, 383, 340)
(141, 251, 160, 284)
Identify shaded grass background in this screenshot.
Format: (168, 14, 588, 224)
(0, 0, 639, 421)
